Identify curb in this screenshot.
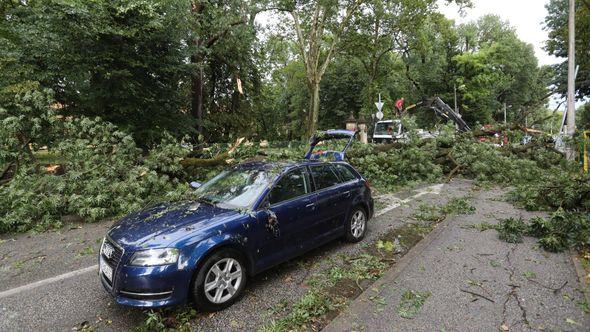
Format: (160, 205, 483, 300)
(570, 250, 590, 304)
(323, 213, 453, 332)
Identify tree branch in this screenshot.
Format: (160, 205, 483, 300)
(291, 11, 311, 81)
(319, 0, 364, 77)
(206, 18, 248, 48)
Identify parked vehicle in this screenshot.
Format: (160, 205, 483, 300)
(99, 130, 373, 311)
(372, 97, 468, 144)
(373, 119, 403, 144)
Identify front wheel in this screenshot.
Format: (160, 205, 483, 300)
(191, 248, 247, 311)
(345, 207, 367, 242)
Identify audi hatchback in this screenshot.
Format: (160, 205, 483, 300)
(99, 130, 373, 311)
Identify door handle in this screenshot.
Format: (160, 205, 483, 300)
(306, 203, 315, 208)
(342, 191, 351, 197)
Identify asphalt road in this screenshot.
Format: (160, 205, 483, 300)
(0, 181, 463, 331)
(325, 187, 590, 332)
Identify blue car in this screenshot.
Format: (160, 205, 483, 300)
(99, 130, 373, 311)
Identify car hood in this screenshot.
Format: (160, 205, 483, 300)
(107, 201, 239, 249)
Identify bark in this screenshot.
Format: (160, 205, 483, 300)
(308, 80, 321, 137)
(181, 137, 245, 168)
(191, 56, 204, 135)
(290, 0, 363, 137)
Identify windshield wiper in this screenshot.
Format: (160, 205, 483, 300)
(197, 196, 218, 206)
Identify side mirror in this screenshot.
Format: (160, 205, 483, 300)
(189, 181, 202, 189)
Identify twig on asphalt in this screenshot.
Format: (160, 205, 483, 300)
(526, 278, 568, 294)
(460, 288, 495, 303)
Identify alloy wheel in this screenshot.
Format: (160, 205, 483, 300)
(351, 210, 366, 238)
(203, 257, 243, 304)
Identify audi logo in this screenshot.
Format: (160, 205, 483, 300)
(102, 243, 115, 259)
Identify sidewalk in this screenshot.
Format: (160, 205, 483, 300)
(324, 187, 590, 332)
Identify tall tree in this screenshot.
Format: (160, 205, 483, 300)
(454, 15, 548, 124)
(544, 0, 590, 98)
(189, 1, 280, 139)
(343, 0, 470, 113)
(279, 0, 364, 137)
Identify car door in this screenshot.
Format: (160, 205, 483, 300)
(308, 164, 349, 237)
(332, 163, 361, 216)
(254, 167, 316, 268)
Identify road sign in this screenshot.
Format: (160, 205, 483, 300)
(375, 94, 384, 112)
(375, 94, 384, 120)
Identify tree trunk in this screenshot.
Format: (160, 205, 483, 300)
(307, 80, 321, 137)
(191, 61, 204, 136)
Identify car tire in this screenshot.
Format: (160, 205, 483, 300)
(191, 248, 247, 311)
(345, 206, 367, 243)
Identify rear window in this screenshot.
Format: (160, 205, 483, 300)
(310, 164, 340, 190)
(333, 164, 358, 182)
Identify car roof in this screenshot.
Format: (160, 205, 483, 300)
(234, 159, 349, 173)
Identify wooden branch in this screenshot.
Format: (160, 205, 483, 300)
(206, 18, 248, 48)
(459, 289, 495, 303)
(180, 138, 245, 168)
(318, 0, 364, 77)
(291, 11, 310, 75)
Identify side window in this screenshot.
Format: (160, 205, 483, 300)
(269, 168, 309, 205)
(310, 164, 340, 190)
(333, 164, 358, 182)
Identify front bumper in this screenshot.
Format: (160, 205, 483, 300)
(100, 261, 191, 308)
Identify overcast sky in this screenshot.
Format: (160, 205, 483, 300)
(438, 0, 560, 66)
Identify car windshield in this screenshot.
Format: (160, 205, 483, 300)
(194, 168, 277, 210)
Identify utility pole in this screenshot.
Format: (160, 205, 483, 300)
(503, 103, 507, 124)
(454, 84, 458, 114)
(566, 0, 576, 159)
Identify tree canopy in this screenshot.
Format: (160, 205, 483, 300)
(0, 0, 553, 147)
(544, 0, 590, 99)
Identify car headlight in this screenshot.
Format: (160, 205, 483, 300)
(129, 248, 179, 267)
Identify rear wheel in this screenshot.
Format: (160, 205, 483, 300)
(345, 207, 367, 242)
(191, 248, 247, 311)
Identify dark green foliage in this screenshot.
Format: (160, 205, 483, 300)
(349, 144, 443, 190)
(544, 0, 590, 98)
(532, 210, 590, 252)
(441, 198, 476, 215)
(509, 172, 590, 212)
(1, 0, 195, 146)
(0, 112, 191, 233)
(496, 211, 590, 252)
(496, 217, 528, 243)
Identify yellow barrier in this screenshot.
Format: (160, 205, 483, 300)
(584, 130, 589, 173)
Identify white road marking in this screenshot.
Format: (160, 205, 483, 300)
(375, 183, 444, 217)
(0, 265, 97, 299)
(0, 183, 445, 299)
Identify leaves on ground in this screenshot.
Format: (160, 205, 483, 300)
(397, 289, 431, 319)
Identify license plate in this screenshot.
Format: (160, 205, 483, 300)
(100, 257, 113, 282)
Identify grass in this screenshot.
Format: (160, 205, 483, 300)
(463, 222, 497, 232)
(259, 251, 391, 331)
(577, 300, 590, 314)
